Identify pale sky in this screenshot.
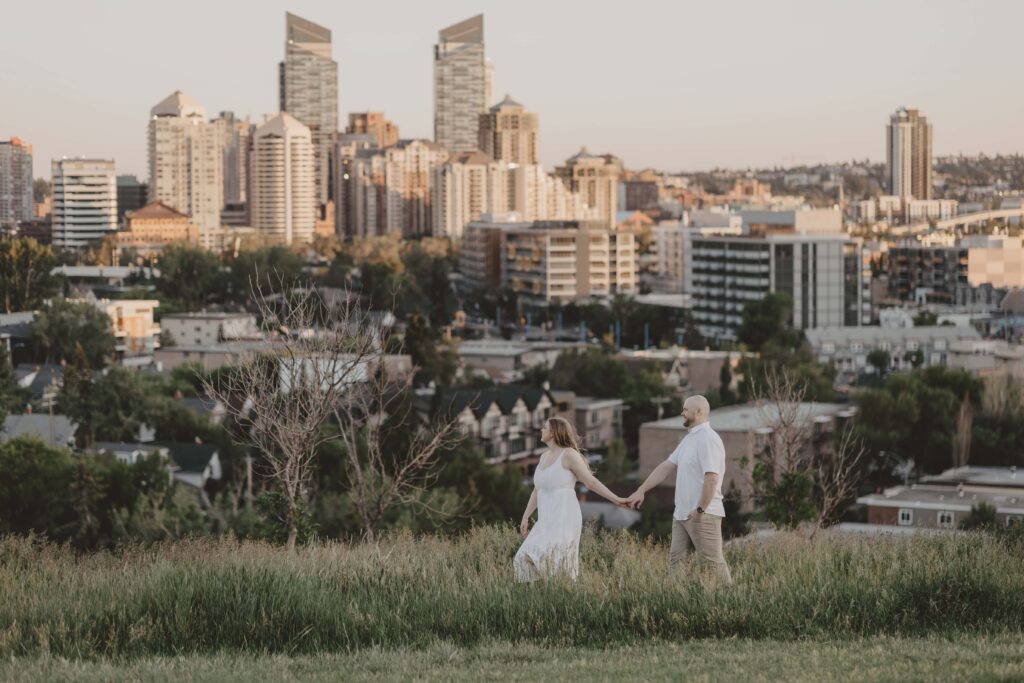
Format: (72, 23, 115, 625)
(3, 0, 1022, 180)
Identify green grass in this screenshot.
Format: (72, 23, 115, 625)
(1, 527, 1022, 659)
(4, 636, 1024, 682)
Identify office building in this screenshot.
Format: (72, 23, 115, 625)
(250, 113, 316, 245)
(554, 148, 619, 228)
(346, 112, 399, 149)
(0, 137, 33, 227)
(434, 14, 490, 152)
(147, 91, 224, 248)
(116, 175, 148, 223)
(347, 139, 449, 237)
(478, 95, 538, 165)
(684, 233, 868, 341)
(51, 158, 117, 248)
(279, 12, 338, 207)
(887, 107, 933, 200)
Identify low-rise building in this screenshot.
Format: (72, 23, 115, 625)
(804, 325, 983, 383)
(161, 312, 261, 347)
(1, 413, 77, 448)
(118, 201, 199, 256)
(574, 397, 624, 450)
(857, 466, 1024, 529)
(90, 299, 161, 365)
(638, 401, 852, 509)
(947, 339, 1024, 380)
(615, 347, 744, 396)
(456, 339, 587, 383)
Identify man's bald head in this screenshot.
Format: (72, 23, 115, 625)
(682, 395, 710, 427)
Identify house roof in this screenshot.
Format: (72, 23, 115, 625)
(152, 442, 218, 473)
(179, 396, 220, 417)
(641, 401, 851, 434)
(14, 363, 63, 399)
(125, 201, 190, 221)
(804, 325, 981, 346)
(1, 413, 76, 447)
(94, 442, 167, 457)
(921, 466, 1024, 489)
(440, 386, 552, 420)
(1002, 289, 1024, 314)
(0, 312, 36, 338)
(857, 484, 1024, 515)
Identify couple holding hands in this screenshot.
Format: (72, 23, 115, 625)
(514, 395, 732, 584)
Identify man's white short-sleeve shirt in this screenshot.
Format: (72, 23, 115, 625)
(667, 421, 726, 520)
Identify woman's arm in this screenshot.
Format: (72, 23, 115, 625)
(520, 488, 538, 537)
(563, 450, 625, 505)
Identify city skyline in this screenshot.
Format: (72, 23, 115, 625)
(3, 0, 1023, 179)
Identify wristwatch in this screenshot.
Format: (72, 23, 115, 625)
(696, 506, 705, 514)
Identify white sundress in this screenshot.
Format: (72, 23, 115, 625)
(514, 448, 583, 582)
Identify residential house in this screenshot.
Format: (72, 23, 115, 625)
(1, 413, 77, 448)
(574, 397, 624, 451)
(857, 466, 1024, 529)
(14, 363, 63, 409)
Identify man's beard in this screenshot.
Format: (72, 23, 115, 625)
(682, 416, 692, 428)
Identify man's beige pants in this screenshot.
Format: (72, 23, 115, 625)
(670, 514, 733, 584)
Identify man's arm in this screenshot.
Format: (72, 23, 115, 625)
(693, 472, 718, 515)
(625, 460, 676, 509)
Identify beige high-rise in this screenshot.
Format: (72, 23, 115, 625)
(479, 95, 538, 165)
(555, 148, 619, 228)
(887, 107, 932, 200)
(349, 139, 449, 237)
(148, 91, 224, 249)
(433, 150, 509, 239)
(346, 112, 399, 149)
(250, 113, 316, 245)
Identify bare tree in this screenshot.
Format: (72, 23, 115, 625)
(750, 368, 869, 533)
(332, 363, 461, 542)
(201, 279, 383, 551)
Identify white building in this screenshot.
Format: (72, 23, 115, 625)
(51, 158, 117, 248)
(432, 151, 509, 239)
(148, 91, 224, 248)
(161, 312, 261, 347)
(250, 113, 316, 245)
(887, 106, 933, 200)
(434, 14, 490, 153)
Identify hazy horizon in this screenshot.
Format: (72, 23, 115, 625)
(3, 0, 1022, 180)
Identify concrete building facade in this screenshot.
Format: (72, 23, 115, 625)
(119, 201, 199, 255)
(887, 106, 933, 200)
(0, 137, 33, 227)
(279, 12, 338, 207)
(250, 113, 316, 245)
(434, 15, 490, 153)
(51, 158, 117, 248)
(478, 95, 538, 165)
(555, 148, 619, 229)
(346, 112, 399, 149)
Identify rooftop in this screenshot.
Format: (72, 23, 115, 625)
(805, 326, 982, 345)
(1, 413, 76, 447)
(921, 466, 1023, 488)
(574, 396, 623, 410)
(641, 401, 851, 433)
(857, 484, 1024, 514)
(125, 201, 190, 221)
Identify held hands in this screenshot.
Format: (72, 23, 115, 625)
(624, 490, 645, 510)
(520, 518, 530, 538)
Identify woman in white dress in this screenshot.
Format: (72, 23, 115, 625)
(514, 417, 627, 582)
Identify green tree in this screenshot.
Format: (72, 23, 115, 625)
(597, 438, 631, 486)
(867, 349, 891, 376)
(0, 237, 59, 313)
(913, 311, 939, 326)
(959, 502, 998, 530)
(0, 345, 28, 422)
(0, 436, 75, 536)
(758, 470, 817, 528)
(155, 244, 222, 309)
(31, 299, 115, 368)
(228, 247, 305, 299)
(404, 312, 456, 386)
(737, 293, 798, 352)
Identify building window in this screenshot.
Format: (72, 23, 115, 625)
(590, 411, 600, 425)
(906, 341, 919, 351)
(898, 508, 913, 526)
(937, 510, 954, 529)
(934, 341, 947, 351)
(851, 342, 863, 352)
(822, 343, 835, 353)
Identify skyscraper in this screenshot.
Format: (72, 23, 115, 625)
(0, 137, 33, 227)
(52, 158, 117, 248)
(250, 113, 316, 246)
(479, 95, 538, 165)
(346, 112, 399, 149)
(215, 111, 252, 205)
(279, 12, 338, 209)
(148, 91, 224, 248)
(887, 107, 933, 200)
(555, 148, 620, 228)
(434, 14, 490, 153)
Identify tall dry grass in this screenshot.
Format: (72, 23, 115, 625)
(0, 527, 1020, 658)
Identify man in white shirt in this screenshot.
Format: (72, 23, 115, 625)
(625, 395, 732, 583)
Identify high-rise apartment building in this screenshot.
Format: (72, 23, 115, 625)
(478, 95, 538, 165)
(887, 107, 933, 200)
(250, 113, 316, 246)
(346, 112, 399, 149)
(51, 158, 117, 248)
(215, 111, 252, 205)
(0, 137, 33, 227)
(462, 219, 638, 302)
(333, 133, 378, 237)
(684, 233, 868, 341)
(348, 139, 449, 237)
(434, 14, 490, 152)
(433, 151, 510, 239)
(555, 148, 620, 228)
(116, 175, 148, 223)
(279, 12, 338, 208)
(148, 91, 224, 248)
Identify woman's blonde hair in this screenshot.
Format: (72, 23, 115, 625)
(546, 416, 584, 453)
